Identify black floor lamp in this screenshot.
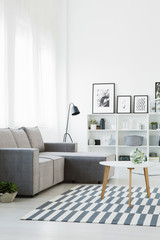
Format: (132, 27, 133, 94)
(63, 103, 80, 142)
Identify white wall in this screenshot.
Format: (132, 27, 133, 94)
(57, 0, 160, 151)
(56, 0, 68, 142)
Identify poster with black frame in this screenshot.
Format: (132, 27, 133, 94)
(117, 95, 131, 113)
(155, 82, 160, 99)
(133, 95, 148, 113)
(92, 83, 115, 114)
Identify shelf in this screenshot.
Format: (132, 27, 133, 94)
(118, 114, 149, 116)
(87, 113, 160, 162)
(88, 129, 115, 132)
(118, 129, 147, 132)
(149, 146, 160, 147)
(118, 145, 147, 148)
(88, 145, 116, 148)
(149, 113, 160, 115)
(149, 129, 160, 131)
(88, 113, 116, 116)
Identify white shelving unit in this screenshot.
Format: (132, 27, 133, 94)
(87, 113, 160, 163)
(87, 114, 117, 156)
(149, 114, 160, 163)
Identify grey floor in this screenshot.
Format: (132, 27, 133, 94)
(1, 168, 160, 240)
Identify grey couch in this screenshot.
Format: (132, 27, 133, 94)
(0, 127, 115, 196)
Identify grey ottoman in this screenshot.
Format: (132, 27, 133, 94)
(64, 153, 115, 183)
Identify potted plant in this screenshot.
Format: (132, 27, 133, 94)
(151, 122, 158, 130)
(130, 148, 146, 164)
(0, 182, 18, 203)
(89, 119, 97, 130)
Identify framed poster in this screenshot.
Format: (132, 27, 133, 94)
(117, 95, 131, 113)
(92, 83, 115, 114)
(133, 95, 148, 113)
(155, 82, 160, 99)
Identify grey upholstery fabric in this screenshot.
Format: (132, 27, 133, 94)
(39, 155, 64, 185)
(0, 127, 115, 196)
(0, 148, 39, 196)
(0, 140, 78, 196)
(0, 129, 17, 148)
(10, 129, 31, 148)
(39, 152, 115, 183)
(44, 143, 78, 152)
(52, 157, 64, 185)
(39, 158, 54, 191)
(24, 127, 45, 152)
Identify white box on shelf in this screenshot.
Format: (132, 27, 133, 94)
(149, 157, 159, 162)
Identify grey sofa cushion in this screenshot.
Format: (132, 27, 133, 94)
(10, 129, 31, 148)
(23, 127, 45, 152)
(0, 129, 17, 148)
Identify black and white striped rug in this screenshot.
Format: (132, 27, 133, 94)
(21, 185, 160, 227)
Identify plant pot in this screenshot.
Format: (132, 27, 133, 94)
(151, 124, 157, 130)
(0, 192, 18, 203)
(90, 124, 97, 130)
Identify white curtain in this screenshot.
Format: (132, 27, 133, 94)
(0, 0, 58, 141)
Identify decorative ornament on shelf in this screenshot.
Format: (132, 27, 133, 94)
(130, 148, 145, 164)
(89, 119, 97, 130)
(100, 118, 105, 129)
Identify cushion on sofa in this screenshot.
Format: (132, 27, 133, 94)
(10, 129, 31, 148)
(23, 127, 45, 152)
(0, 129, 17, 148)
(39, 157, 54, 191)
(39, 155, 64, 185)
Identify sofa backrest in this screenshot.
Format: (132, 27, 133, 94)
(0, 127, 45, 152)
(0, 129, 17, 148)
(23, 127, 45, 152)
(10, 129, 31, 148)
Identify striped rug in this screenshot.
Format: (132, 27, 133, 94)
(21, 185, 160, 226)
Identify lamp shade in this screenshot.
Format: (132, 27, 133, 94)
(71, 105, 80, 116)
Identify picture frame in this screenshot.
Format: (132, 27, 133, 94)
(155, 82, 160, 99)
(117, 95, 131, 113)
(133, 95, 148, 113)
(92, 83, 115, 114)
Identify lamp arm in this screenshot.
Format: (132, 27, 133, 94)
(63, 133, 73, 142)
(64, 103, 73, 142)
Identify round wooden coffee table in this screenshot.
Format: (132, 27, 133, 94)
(99, 161, 158, 208)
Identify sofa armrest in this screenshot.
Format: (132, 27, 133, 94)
(44, 143, 78, 152)
(0, 148, 39, 196)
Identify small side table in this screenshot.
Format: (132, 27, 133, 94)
(99, 161, 158, 208)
